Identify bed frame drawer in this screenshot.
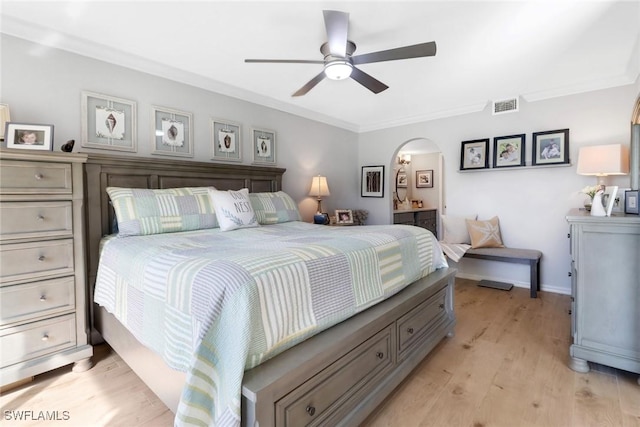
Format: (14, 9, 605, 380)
(0, 277, 75, 326)
(0, 160, 72, 195)
(0, 314, 76, 368)
(0, 240, 74, 285)
(0, 201, 73, 242)
(397, 286, 447, 360)
(276, 325, 394, 426)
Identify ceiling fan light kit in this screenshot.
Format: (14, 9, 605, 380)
(244, 10, 437, 96)
(324, 60, 353, 80)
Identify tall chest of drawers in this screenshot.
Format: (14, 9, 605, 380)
(0, 150, 92, 386)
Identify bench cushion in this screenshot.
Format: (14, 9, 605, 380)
(466, 247, 542, 260)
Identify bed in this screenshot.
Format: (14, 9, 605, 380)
(84, 153, 457, 427)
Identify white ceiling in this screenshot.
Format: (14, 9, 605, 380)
(2, 1, 639, 132)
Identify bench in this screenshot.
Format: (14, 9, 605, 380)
(462, 247, 542, 298)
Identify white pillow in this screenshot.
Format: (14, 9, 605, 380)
(441, 214, 477, 244)
(208, 188, 259, 231)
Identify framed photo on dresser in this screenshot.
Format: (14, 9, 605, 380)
(5, 123, 54, 150)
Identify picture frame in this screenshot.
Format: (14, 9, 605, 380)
(396, 171, 407, 188)
(81, 91, 137, 152)
(625, 189, 639, 215)
(211, 118, 242, 162)
(335, 209, 354, 225)
(460, 138, 489, 170)
(151, 106, 193, 157)
(361, 165, 385, 198)
(5, 123, 54, 151)
(532, 129, 569, 166)
(603, 185, 618, 216)
(416, 169, 433, 188)
(611, 187, 628, 214)
(493, 134, 525, 168)
(252, 128, 276, 165)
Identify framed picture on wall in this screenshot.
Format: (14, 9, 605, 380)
(252, 128, 276, 165)
(460, 138, 489, 170)
(151, 106, 193, 157)
(81, 91, 137, 152)
(415, 170, 433, 188)
(396, 171, 407, 188)
(361, 165, 384, 198)
(532, 128, 569, 166)
(5, 123, 54, 151)
(211, 118, 242, 162)
(493, 134, 525, 168)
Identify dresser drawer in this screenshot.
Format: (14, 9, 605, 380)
(0, 277, 75, 326)
(0, 240, 74, 285)
(0, 202, 73, 242)
(0, 160, 72, 194)
(397, 286, 447, 360)
(276, 325, 393, 426)
(394, 212, 414, 225)
(0, 314, 76, 368)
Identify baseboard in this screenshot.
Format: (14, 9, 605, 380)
(454, 272, 570, 295)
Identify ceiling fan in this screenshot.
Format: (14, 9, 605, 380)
(244, 10, 437, 97)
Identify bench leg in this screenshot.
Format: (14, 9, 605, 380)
(530, 259, 540, 298)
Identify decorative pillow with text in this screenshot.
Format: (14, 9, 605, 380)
(208, 188, 259, 231)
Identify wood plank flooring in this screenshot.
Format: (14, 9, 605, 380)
(1, 278, 638, 426)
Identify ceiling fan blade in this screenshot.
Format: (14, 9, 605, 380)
(350, 67, 389, 94)
(245, 59, 324, 64)
(292, 71, 326, 97)
(352, 41, 437, 65)
(323, 10, 349, 57)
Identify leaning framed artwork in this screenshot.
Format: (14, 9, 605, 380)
(5, 123, 54, 150)
(532, 128, 569, 166)
(81, 91, 137, 152)
(493, 134, 525, 168)
(416, 170, 433, 188)
(396, 171, 407, 188)
(361, 165, 385, 198)
(211, 118, 242, 162)
(252, 128, 276, 165)
(625, 190, 639, 215)
(460, 138, 489, 170)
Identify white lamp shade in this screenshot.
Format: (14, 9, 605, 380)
(577, 144, 629, 176)
(309, 175, 330, 197)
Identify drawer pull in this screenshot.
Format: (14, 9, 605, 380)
(306, 405, 315, 416)
(439, 303, 445, 309)
(35, 173, 44, 180)
(407, 327, 414, 334)
(38, 255, 46, 262)
(37, 215, 45, 221)
(40, 295, 47, 302)
(568, 272, 572, 277)
(41, 334, 49, 341)
(376, 351, 384, 359)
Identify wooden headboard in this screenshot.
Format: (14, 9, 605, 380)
(83, 153, 285, 335)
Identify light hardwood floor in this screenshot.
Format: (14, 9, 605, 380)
(2, 279, 638, 426)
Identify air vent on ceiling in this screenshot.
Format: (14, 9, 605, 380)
(492, 97, 519, 115)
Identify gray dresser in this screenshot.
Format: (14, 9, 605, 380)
(566, 209, 640, 384)
(0, 150, 92, 386)
(393, 208, 437, 236)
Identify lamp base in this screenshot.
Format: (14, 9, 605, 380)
(313, 213, 329, 225)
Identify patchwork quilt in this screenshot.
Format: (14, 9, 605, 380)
(93, 221, 447, 426)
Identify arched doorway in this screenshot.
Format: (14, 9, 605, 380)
(391, 138, 444, 238)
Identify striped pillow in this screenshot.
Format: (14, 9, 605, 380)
(106, 187, 218, 236)
(249, 191, 301, 224)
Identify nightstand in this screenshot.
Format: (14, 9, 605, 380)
(0, 150, 93, 387)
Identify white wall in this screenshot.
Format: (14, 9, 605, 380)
(0, 34, 359, 221)
(358, 83, 639, 294)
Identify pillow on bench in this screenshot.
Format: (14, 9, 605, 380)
(466, 216, 505, 249)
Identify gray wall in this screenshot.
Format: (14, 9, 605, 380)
(0, 34, 358, 221)
(358, 82, 640, 294)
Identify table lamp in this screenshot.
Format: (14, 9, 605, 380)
(309, 175, 330, 224)
(577, 144, 629, 216)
